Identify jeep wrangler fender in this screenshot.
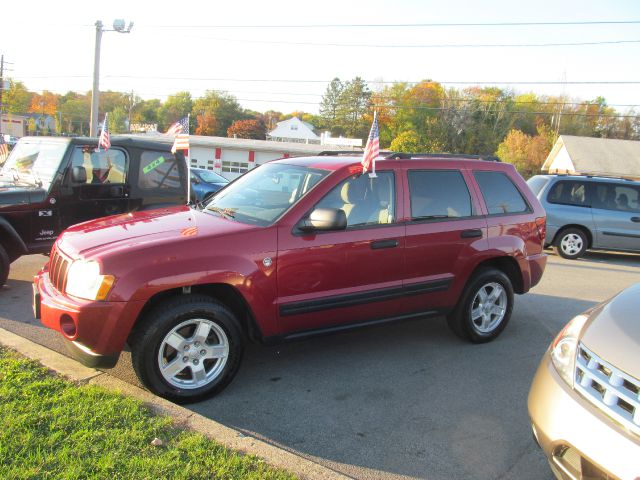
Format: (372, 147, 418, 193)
(0, 217, 28, 262)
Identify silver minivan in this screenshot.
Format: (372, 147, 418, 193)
(527, 174, 640, 259)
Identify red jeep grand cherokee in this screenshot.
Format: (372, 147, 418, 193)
(34, 153, 547, 402)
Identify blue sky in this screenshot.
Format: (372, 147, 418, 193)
(2, 0, 639, 113)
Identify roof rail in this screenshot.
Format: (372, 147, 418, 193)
(552, 171, 639, 182)
(317, 150, 363, 156)
(384, 152, 501, 162)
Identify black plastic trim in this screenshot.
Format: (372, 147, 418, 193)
(603, 231, 640, 239)
(279, 279, 451, 317)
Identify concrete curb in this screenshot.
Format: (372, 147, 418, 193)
(0, 327, 349, 480)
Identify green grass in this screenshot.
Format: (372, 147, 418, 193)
(0, 347, 296, 480)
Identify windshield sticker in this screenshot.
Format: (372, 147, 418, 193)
(143, 157, 166, 174)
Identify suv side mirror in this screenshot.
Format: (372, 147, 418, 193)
(72, 166, 87, 183)
(299, 208, 347, 232)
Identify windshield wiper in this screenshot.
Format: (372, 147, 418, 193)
(205, 206, 236, 220)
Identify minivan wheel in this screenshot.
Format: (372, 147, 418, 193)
(0, 244, 10, 286)
(447, 268, 514, 343)
(130, 295, 244, 403)
(554, 228, 587, 260)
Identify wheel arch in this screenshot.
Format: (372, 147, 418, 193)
(128, 283, 263, 346)
(471, 256, 524, 294)
(0, 217, 28, 262)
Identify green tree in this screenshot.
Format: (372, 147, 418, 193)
(159, 92, 193, 131)
(337, 77, 371, 138)
(59, 92, 90, 135)
(192, 90, 245, 137)
(108, 107, 128, 133)
(131, 99, 161, 126)
(4, 80, 32, 114)
(319, 78, 344, 133)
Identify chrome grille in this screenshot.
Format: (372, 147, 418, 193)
(48, 246, 70, 293)
(575, 343, 640, 437)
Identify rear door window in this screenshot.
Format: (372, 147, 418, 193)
(592, 183, 640, 212)
(474, 171, 529, 215)
(546, 180, 589, 207)
(138, 151, 182, 190)
(408, 170, 473, 219)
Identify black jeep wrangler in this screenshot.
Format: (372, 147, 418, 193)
(0, 136, 188, 285)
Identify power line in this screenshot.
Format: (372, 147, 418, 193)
(14, 74, 640, 86)
(139, 20, 640, 28)
(182, 36, 640, 49)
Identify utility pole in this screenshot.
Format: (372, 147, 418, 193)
(90, 21, 104, 137)
(89, 19, 134, 137)
(0, 55, 5, 136)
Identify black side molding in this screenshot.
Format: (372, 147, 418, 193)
(279, 279, 452, 317)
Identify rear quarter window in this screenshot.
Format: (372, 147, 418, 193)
(474, 171, 529, 215)
(526, 176, 550, 196)
(547, 180, 589, 207)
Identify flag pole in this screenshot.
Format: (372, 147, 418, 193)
(368, 110, 378, 178)
(186, 114, 191, 205)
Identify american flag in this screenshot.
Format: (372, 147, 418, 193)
(361, 112, 380, 175)
(170, 116, 190, 154)
(99, 113, 111, 151)
(0, 135, 8, 164)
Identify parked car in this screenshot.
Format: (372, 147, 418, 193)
(527, 174, 640, 259)
(528, 283, 640, 479)
(0, 136, 188, 285)
(190, 167, 229, 203)
(33, 152, 547, 402)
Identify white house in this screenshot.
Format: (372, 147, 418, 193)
(267, 117, 320, 144)
(543, 135, 640, 179)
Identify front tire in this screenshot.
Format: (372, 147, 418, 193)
(447, 268, 514, 343)
(0, 244, 10, 286)
(130, 295, 244, 403)
(554, 228, 587, 259)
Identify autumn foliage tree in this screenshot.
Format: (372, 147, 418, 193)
(496, 123, 556, 178)
(227, 119, 266, 139)
(195, 112, 218, 136)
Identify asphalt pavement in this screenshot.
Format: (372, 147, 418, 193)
(1, 251, 638, 479)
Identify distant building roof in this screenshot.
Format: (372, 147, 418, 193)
(124, 132, 359, 155)
(543, 135, 640, 178)
(268, 117, 319, 142)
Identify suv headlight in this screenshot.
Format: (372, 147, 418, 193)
(550, 314, 589, 387)
(65, 260, 115, 301)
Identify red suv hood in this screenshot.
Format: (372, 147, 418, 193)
(57, 206, 257, 258)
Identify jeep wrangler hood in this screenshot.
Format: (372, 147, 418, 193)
(57, 205, 259, 257)
(0, 179, 47, 206)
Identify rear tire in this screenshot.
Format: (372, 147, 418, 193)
(0, 244, 10, 286)
(130, 294, 244, 403)
(554, 227, 587, 260)
(447, 268, 514, 343)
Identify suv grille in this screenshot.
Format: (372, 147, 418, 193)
(575, 343, 640, 437)
(49, 247, 70, 293)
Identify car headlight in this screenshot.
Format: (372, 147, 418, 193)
(550, 314, 589, 387)
(65, 260, 115, 301)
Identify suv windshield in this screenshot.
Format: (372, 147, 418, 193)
(205, 163, 328, 226)
(1, 139, 68, 189)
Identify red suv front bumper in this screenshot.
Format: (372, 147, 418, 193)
(33, 267, 144, 369)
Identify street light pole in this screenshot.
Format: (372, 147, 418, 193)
(89, 20, 103, 138)
(89, 19, 133, 138)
